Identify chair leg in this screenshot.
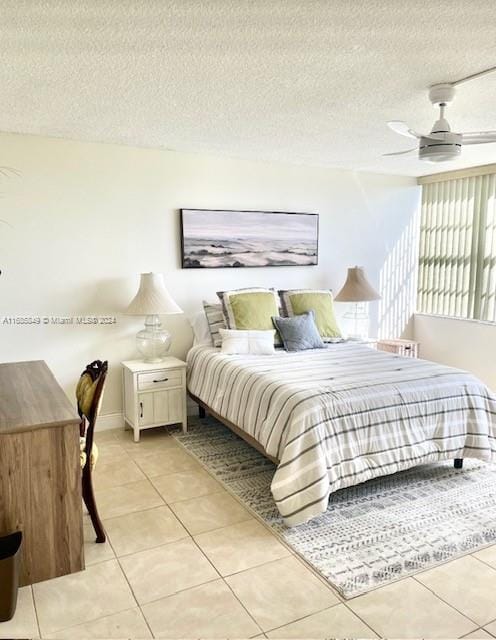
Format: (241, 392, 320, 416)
(454, 458, 464, 469)
(82, 464, 106, 543)
(198, 405, 206, 419)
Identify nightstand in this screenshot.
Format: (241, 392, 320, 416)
(376, 338, 419, 358)
(122, 358, 187, 442)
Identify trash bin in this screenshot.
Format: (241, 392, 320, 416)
(0, 531, 22, 622)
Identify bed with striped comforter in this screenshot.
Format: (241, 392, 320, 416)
(187, 343, 496, 526)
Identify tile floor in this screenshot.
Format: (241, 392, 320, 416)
(2, 425, 496, 639)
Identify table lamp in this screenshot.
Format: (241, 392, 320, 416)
(335, 266, 381, 340)
(125, 272, 182, 362)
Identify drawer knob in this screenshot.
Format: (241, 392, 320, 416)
(153, 377, 169, 383)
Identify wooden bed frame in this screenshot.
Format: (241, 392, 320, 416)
(188, 392, 463, 470)
(188, 391, 279, 464)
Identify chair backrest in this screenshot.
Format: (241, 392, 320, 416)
(76, 360, 108, 458)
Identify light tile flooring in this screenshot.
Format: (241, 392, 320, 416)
(2, 426, 496, 639)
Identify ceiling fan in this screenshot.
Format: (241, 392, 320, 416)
(384, 66, 496, 163)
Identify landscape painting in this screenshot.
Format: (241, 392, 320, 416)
(180, 209, 318, 268)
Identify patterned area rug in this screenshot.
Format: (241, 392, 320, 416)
(174, 416, 496, 598)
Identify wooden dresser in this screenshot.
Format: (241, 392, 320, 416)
(0, 360, 84, 585)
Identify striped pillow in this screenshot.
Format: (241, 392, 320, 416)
(202, 301, 226, 348)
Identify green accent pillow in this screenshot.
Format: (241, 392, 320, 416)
(279, 289, 342, 340)
(217, 288, 281, 345)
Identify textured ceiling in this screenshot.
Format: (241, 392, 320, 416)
(1, 1, 496, 176)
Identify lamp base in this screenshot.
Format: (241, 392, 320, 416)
(346, 334, 365, 342)
(136, 315, 172, 363)
(343, 302, 369, 341)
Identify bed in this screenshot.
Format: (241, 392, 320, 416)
(187, 343, 496, 526)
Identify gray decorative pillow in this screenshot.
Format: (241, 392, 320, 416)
(202, 301, 226, 348)
(272, 310, 325, 352)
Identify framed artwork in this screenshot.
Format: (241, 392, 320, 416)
(180, 209, 318, 268)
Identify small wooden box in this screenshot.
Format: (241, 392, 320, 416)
(377, 338, 419, 358)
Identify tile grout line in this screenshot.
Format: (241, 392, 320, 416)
(19, 429, 348, 639)
(97, 531, 191, 561)
(38, 605, 141, 640)
(170, 423, 492, 637)
(173, 423, 410, 605)
(412, 575, 481, 629)
(98, 484, 345, 633)
(93, 427, 495, 639)
(171, 425, 349, 601)
(112, 549, 155, 638)
(37, 559, 141, 639)
(95, 478, 167, 520)
(174, 420, 496, 607)
(261, 600, 379, 638)
(99, 501, 175, 524)
(106, 448, 261, 635)
(188, 527, 265, 636)
(187, 516, 377, 638)
(468, 554, 496, 634)
(461, 626, 493, 638)
(471, 552, 496, 573)
(104, 452, 199, 638)
(171, 428, 341, 578)
(30, 584, 42, 639)
(477, 614, 496, 633)
(137, 575, 221, 609)
(162, 487, 227, 506)
(339, 600, 382, 638)
(92, 508, 155, 639)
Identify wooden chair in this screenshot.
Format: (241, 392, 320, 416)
(76, 360, 108, 543)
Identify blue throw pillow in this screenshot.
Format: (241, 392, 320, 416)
(272, 310, 325, 352)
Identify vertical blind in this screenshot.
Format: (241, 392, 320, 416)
(418, 171, 496, 322)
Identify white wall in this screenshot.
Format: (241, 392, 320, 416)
(0, 132, 420, 421)
(414, 314, 496, 392)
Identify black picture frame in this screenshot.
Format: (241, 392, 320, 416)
(180, 209, 319, 269)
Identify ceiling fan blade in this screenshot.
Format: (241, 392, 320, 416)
(462, 138, 496, 145)
(461, 131, 496, 145)
(382, 148, 418, 157)
(387, 121, 423, 139)
(460, 130, 496, 138)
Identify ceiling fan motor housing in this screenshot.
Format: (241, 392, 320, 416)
(419, 132, 462, 162)
(429, 83, 456, 106)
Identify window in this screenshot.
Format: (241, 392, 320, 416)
(418, 169, 496, 322)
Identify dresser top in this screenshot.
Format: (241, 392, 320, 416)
(0, 360, 79, 435)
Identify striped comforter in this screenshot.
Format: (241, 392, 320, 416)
(187, 344, 496, 526)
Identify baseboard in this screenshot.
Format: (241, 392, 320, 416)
(96, 400, 200, 432)
(96, 412, 125, 431)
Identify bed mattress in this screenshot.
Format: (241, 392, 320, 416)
(187, 343, 496, 526)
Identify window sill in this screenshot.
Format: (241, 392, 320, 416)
(415, 312, 496, 328)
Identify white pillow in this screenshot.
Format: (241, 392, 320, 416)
(190, 311, 212, 346)
(219, 328, 276, 355)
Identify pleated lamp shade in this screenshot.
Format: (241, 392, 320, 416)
(125, 273, 182, 315)
(334, 266, 381, 302)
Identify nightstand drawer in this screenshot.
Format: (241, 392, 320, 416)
(137, 369, 183, 391)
